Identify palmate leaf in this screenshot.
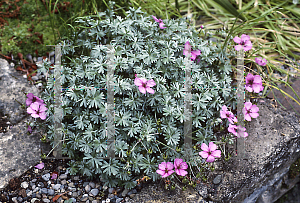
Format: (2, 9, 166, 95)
(102, 159, 120, 176)
(123, 181, 137, 190)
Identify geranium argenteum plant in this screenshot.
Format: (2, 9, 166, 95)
(233, 34, 252, 51)
(134, 75, 156, 94)
(220, 105, 238, 124)
(183, 41, 201, 61)
(156, 162, 175, 178)
(245, 73, 264, 93)
(152, 15, 167, 29)
(228, 124, 248, 138)
(27, 102, 48, 120)
(242, 102, 259, 121)
(174, 158, 188, 177)
(199, 142, 222, 162)
(255, 57, 267, 66)
(26, 93, 45, 106)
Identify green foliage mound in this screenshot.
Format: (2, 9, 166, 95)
(38, 2, 236, 189)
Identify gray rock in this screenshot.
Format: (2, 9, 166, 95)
(37, 182, 44, 188)
(40, 188, 48, 194)
(122, 188, 129, 197)
(42, 173, 50, 181)
(21, 181, 29, 189)
(12, 197, 18, 203)
(52, 184, 61, 190)
(80, 194, 89, 202)
(0, 58, 52, 190)
(108, 187, 115, 194)
(60, 179, 67, 185)
(213, 175, 222, 185)
(89, 182, 96, 188)
(31, 76, 39, 81)
(206, 97, 300, 202)
(116, 197, 124, 203)
(72, 191, 78, 197)
(89, 188, 99, 196)
(68, 182, 75, 187)
(42, 199, 50, 203)
(47, 189, 55, 196)
(85, 184, 91, 193)
(59, 174, 68, 180)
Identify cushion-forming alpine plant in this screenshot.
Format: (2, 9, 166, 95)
(27, 34, 264, 190)
(29, 3, 268, 190)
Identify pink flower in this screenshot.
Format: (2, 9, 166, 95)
(233, 34, 252, 51)
(236, 125, 248, 138)
(156, 162, 175, 178)
(174, 158, 188, 176)
(245, 73, 264, 93)
(51, 173, 58, 179)
(134, 77, 156, 94)
(35, 162, 44, 169)
(26, 93, 44, 106)
(228, 124, 248, 137)
(28, 125, 32, 134)
(255, 57, 267, 66)
(242, 102, 259, 121)
(152, 15, 167, 29)
(183, 41, 201, 61)
(200, 25, 204, 29)
(27, 102, 48, 120)
(220, 105, 238, 124)
(199, 142, 221, 162)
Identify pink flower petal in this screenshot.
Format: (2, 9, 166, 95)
(27, 107, 36, 114)
(166, 162, 174, 170)
(31, 113, 40, 119)
(251, 105, 259, 112)
(156, 169, 166, 176)
(152, 15, 160, 22)
(39, 112, 47, 120)
(163, 170, 174, 177)
(146, 79, 156, 87)
(30, 102, 40, 111)
(252, 84, 263, 93)
(211, 150, 221, 158)
(253, 75, 262, 84)
(159, 23, 167, 29)
(240, 34, 250, 42)
(39, 104, 48, 112)
(176, 169, 188, 176)
(35, 162, 44, 169)
(233, 36, 241, 44)
(244, 114, 252, 121)
(184, 41, 191, 52)
(139, 86, 147, 94)
(51, 174, 58, 179)
(244, 102, 252, 110)
(174, 158, 183, 167)
(208, 142, 217, 151)
(200, 143, 209, 151)
(206, 155, 215, 162)
(235, 45, 243, 51)
(199, 151, 209, 158)
(146, 88, 155, 94)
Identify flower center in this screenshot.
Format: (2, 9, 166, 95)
(248, 79, 254, 85)
(142, 83, 147, 88)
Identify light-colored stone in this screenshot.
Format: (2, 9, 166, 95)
(0, 58, 52, 190)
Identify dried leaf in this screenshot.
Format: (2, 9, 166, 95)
(17, 53, 23, 60)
